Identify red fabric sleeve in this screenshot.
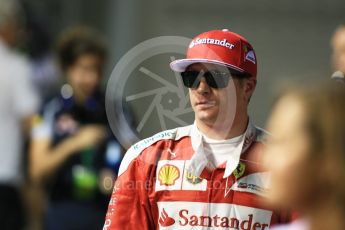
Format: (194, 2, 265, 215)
(103, 159, 154, 230)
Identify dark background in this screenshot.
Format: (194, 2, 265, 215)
(24, 0, 344, 137)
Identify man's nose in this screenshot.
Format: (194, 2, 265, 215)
(196, 77, 210, 94)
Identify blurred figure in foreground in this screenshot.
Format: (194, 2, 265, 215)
(0, 0, 40, 229)
(331, 23, 345, 83)
(265, 81, 345, 230)
(29, 27, 123, 230)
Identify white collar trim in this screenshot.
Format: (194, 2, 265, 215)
(186, 120, 256, 178)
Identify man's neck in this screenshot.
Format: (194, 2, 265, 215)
(196, 115, 249, 140)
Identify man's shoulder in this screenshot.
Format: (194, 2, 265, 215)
(118, 125, 192, 176)
(131, 125, 191, 150)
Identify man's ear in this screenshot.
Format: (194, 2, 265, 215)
(244, 78, 257, 100)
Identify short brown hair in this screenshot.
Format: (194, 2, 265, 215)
(56, 26, 107, 72)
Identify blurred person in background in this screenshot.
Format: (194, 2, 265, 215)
(0, 0, 40, 229)
(29, 26, 124, 230)
(21, 0, 60, 101)
(331, 23, 345, 83)
(19, 3, 61, 229)
(264, 81, 345, 230)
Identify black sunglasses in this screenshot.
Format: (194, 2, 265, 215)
(180, 70, 232, 89)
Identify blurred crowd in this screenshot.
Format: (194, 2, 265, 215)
(0, 0, 344, 229)
(0, 0, 131, 229)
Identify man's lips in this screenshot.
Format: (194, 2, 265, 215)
(195, 100, 216, 109)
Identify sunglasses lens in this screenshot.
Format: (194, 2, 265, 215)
(205, 71, 230, 88)
(181, 71, 200, 88)
(210, 71, 230, 88)
(181, 70, 231, 89)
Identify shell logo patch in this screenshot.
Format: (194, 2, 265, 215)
(233, 161, 246, 179)
(155, 160, 207, 191)
(158, 164, 180, 186)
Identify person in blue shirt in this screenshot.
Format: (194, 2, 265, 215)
(30, 26, 124, 230)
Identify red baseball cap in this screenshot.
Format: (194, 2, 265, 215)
(170, 29, 257, 79)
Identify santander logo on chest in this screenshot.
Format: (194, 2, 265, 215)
(157, 202, 272, 230)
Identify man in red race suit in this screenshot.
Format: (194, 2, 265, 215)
(103, 29, 292, 230)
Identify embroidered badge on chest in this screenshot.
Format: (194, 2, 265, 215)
(233, 161, 246, 179)
(185, 171, 203, 185)
(158, 164, 180, 186)
(155, 160, 207, 191)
